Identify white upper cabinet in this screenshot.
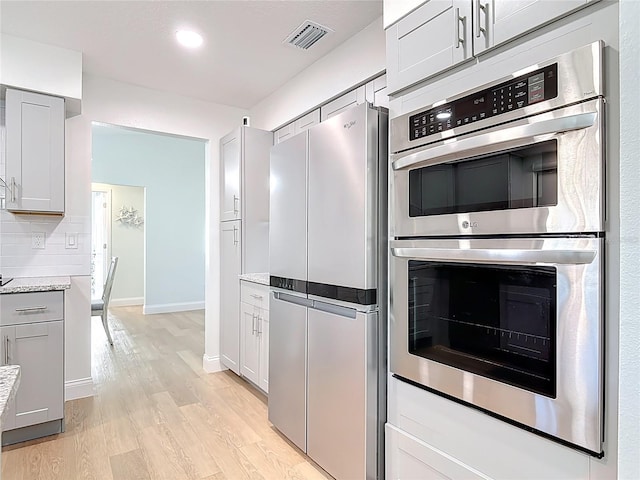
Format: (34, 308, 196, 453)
(5, 88, 65, 214)
(473, 0, 600, 55)
(320, 85, 366, 121)
(294, 109, 320, 133)
(385, 0, 601, 94)
(274, 109, 320, 145)
(384, 0, 429, 28)
(386, 0, 473, 94)
(274, 122, 295, 145)
(220, 129, 242, 222)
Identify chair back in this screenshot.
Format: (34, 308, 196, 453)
(102, 256, 119, 311)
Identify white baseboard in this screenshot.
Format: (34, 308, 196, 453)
(143, 301, 205, 315)
(203, 354, 226, 373)
(65, 377, 94, 401)
(110, 297, 143, 307)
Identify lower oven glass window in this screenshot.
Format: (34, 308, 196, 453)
(408, 261, 556, 397)
(408, 140, 557, 216)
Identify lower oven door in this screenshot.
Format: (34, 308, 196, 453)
(389, 236, 603, 455)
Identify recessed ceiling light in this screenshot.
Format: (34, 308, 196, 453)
(176, 30, 203, 48)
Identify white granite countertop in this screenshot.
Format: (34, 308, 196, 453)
(0, 276, 71, 294)
(239, 272, 270, 286)
(0, 366, 20, 425)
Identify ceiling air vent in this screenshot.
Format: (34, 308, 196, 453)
(284, 20, 333, 50)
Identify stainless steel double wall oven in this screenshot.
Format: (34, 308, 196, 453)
(389, 42, 605, 456)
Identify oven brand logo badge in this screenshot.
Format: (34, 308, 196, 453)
(583, 90, 596, 97)
(344, 120, 356, 129)
(462, 221, 478, 229)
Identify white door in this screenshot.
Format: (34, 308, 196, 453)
(91, 190, 111, 298)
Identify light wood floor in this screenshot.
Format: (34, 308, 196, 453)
(2, 306, 332, 480)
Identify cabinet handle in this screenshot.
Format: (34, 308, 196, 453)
(252, 313, 257, 335)
(4, 336, 9, 365)
(455, 8, 465, 48)
(10, 177, 16, 203)
(15, 305, 47, 312)
(233, 195, 239, 215)
(475, 0, 488, 39)
(233, 226, 239, 246)
(257, 316, 263, 336)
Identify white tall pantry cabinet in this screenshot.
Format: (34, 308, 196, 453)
(219, 126, 271, 375)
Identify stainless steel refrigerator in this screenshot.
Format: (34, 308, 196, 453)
(269, 103, 388, 480)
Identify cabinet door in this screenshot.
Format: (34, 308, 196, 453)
(220, 221, 242, 374)
(5, 89, 65, 213)
(386, 0, 473, 94)
(320, 86, 366, 121)
(274, 123, 295, 145)
(1, 320, 64, 431)
(239, 302, 260, 385)
(220, 128, 242, 221)
(384, 0, 429, 28)
(293, 110, 320, 134)
(258, 309, 269, 393)
(474, 0, 597, 55)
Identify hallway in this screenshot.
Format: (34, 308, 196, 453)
(2, 307, 330, 480)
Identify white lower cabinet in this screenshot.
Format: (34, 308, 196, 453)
(239, 281, 269, 393)
(0, 291, 64, 445)
(386, 377, 590, 480)
(386, 424, 488, 480)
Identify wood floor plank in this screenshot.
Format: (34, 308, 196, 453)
(2, 307, 329, 480)
(102, 416, 140, 457)
(109, 449, 151, 480)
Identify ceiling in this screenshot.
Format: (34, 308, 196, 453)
(0, 0, 382, 109)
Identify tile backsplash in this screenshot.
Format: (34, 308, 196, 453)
(0, 211, 91, 278)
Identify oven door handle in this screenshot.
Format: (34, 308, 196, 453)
(392, 111, 597, 171)
(391, 247, 597, 265)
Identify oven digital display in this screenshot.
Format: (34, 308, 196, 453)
(409, 63, 558, 141)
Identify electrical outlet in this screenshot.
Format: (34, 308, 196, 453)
(32, 232, 45, 249)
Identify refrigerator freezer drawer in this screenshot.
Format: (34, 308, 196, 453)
(268, 293, 308, 452)
(307, 305, 379, 480)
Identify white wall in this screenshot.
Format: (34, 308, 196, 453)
(249, 17, 385, 130)
(92, 182, 145, 306)
(0, 34, 82, 115)
(618, 0, 640, 477)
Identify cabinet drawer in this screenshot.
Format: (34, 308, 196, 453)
(240, 282, 269, 309)
(0, 291, 64, 326)
(386, 424, 489, 480)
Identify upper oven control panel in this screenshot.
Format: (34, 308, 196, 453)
(409, 64, 558, 142)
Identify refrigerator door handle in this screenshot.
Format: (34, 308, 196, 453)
(310, 300, 356, 319)
(272, 291, 313, 307)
